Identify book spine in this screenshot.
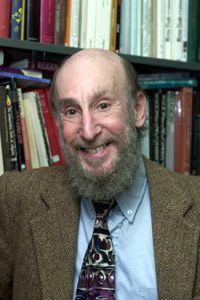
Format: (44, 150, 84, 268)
(85, 0, 97, 48)
(25, 0, 40, 41)
(0, 86, 11, 171)
(109, 0, 118, 51)
(22, 96, 40, 169)
(54, 0, 66, 45)
(5, 88, 18, 171)
(95, 0, 112, 49)
(17, 88, 32, 170)
(0, 0, 11, 38)
(8, 80, 26, 171)
(64, 0, 72, 46)
(174, 87, 193, 174)
(35, 92, 53, 166)
(130, 0, 137, 55)
(141, 0, 152, 57)
(20, 0, 25, 40)
(156, 0, 165, 58)
(79, 0, 88, 48)
(119, 0, 131, 54)
(181, 0, 189, 62)
(159, 91, 167, 166)
(69, 0, 81, 47)
(10, 0, 23, 39)
(164, 0, 172, 59)
(171, 0, 183, 60)
(40, 0, 55, 44)
(187, 0, 200, 62)
(165, 90, 175, 171)
(150, 90, 160, 163)
(140, 78, 198, 90)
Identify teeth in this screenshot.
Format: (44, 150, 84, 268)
(84, 144, 106, 154)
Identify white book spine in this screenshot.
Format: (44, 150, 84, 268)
(136, 0, 142, 56)
(23, 98, 40, 169)
(156, 0, 165, 58)
(141, 0, 152, 57)
(164, 0, 172, 59)
(130, 0, 137, 55)
(181, 0, 189, 62)
(171, 0, 183, 60)
(79, 0, 88, 48)
(90, 0, 113, 50)
(23, 92, 49, 168)
(70, 0, 81, 47)
(85, 0, 97, 48)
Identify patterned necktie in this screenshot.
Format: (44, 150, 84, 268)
(76, 201, 115, 300)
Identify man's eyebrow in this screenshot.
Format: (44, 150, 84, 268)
(58, 97, 79, 108)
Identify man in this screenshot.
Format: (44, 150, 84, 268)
(0, 49, 200, 300)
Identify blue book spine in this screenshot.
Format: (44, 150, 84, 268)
(10, 0, 23, 39)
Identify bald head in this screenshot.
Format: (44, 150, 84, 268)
(51, 49, 141, 116)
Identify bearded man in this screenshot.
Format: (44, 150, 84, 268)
(0, 49, 200, 300)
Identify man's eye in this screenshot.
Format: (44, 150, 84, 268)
(67, 108, 77, 115)
(98, 102, 110, 110)
(62, 108, 78, 117)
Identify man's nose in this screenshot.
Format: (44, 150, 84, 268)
(79, 112, 102, 141)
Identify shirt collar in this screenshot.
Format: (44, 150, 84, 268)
(81, 158, 147, 223)
(116, 158, 147, 223)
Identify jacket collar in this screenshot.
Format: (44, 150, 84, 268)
(30, 166, 80, 299)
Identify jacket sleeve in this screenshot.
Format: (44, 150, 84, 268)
(0, 173, 13, 300)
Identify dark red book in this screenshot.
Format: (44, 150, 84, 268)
(174, 87, 193, 174)
(0, 0, 11, 38)
(35, 88, 65, 166)
(40, 0, 55, 44)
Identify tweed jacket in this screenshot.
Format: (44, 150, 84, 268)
(0, 159, 200, 300)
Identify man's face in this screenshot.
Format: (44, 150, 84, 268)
(55, 52, 145, 201)
(56, 56, 130, 178)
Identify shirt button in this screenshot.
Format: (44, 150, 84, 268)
(127, 209, 133, 215)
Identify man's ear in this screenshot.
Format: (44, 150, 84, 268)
(134, 91, 146, 128)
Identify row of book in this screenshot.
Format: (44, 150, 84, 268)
(0, 0, 200, 62)
(141, 75, 200, 175)
(120, 0, 200, 62)
(0, 0, 118, 50)
(0, 78, 65, 175)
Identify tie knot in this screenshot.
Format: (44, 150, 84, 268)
(93, 200, 115, 219)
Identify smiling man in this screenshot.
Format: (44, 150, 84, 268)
(1, 49, 200, 300)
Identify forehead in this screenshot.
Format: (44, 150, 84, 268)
(55, 55, 126, 94)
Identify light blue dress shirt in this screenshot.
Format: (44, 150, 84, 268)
(73, 160, 158, 299)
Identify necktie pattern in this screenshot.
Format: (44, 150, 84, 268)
(76, 201, 115, 300)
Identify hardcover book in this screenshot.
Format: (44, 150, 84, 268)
(40, 0, 55, 44)
(0, 0, 11, 38)
(10, 0, 23, 39)
(25, 0, 40, 41)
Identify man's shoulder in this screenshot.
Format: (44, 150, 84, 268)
(0, 165, 71, 208)
(144, 158, 200, 189)
(144, 158, 200, 214)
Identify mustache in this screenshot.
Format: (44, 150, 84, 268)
(72, 136, 119, 149)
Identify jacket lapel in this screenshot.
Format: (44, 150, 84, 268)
(145, 159, 200, 300)
(30, 167, 80, 300)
